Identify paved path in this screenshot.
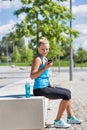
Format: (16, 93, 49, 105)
(45, 69, 87, 130)
(0, 66, 87, 130)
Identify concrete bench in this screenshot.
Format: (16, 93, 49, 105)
(0, 96, 48, 130)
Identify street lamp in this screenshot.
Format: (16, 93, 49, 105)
(58, 42, 61, 72)
(69, 0, 73, 81)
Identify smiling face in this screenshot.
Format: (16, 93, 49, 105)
(38, 43, 49, 57)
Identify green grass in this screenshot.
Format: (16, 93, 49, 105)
(54, 60, 87, 67)
(75, 62, 87, 67)
(53, 60, 69, 67)
(0, 61, 87, 67)
(0, 62, 31, 66)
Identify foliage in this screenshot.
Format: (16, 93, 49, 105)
(14, 0, 79, 57)
(11, 46, 21, 62)
(20, 45, 33, 63)
(0, 56, 7, 63)
(0, 35, 25, 56)
(0, 0, 80, 64)
(74, 47, 87, 63)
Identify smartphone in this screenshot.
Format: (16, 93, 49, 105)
(48, 59, 53, 63)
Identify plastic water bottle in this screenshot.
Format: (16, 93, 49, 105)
(25, 83, 30, 98)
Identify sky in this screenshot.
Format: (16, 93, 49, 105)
(0, 0, 87, 50)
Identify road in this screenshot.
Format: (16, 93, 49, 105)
(0, 66, 87, 88)
(0, 66, 30, 88)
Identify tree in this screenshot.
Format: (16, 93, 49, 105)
(20, 44, 33, 64)
(1, 33, 26, 57)
(12, 46, 21, 62)
(14, 0, 79, 57)
(0, 41, 5, 56)
(74, 47, 87, 64)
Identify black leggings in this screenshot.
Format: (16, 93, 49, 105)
(33, 86, 71, 100)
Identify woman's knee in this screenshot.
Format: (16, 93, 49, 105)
(67, 93, 71, 100)
(64, 90, 71, 100)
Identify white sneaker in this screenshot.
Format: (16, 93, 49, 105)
(54, 119, 71, 128)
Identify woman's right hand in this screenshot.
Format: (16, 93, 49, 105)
(44, 61, 53, 70)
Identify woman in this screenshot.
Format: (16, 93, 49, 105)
(30, 37, 82, 128)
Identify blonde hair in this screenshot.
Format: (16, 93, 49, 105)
(37, 37, 49, 47)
